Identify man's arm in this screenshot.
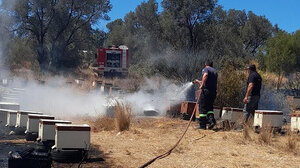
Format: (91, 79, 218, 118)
(200, 73, 208, 89)
(243, 83, 254, 104)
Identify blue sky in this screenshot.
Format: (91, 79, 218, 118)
(94, 0, 300, 33)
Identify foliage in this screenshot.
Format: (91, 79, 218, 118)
(263, 31, 298, 90)
(215, 64, 246, 107)
(1, 0, 112, 71)
(105, 0, 274, 79)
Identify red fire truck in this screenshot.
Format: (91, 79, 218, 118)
(96, 45, 129, 76)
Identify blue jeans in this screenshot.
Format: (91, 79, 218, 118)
(243, 95, 260, 122)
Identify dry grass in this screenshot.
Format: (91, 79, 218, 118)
(285, 130, 298, 153)
(243, 118, 254, 141)
(91, 116, 115, 132)
(115, 101, 132, 132)
(258, 126, 273, 144)
(243, 123, 252, 140)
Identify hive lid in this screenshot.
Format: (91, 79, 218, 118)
(55, 124, 90, 131)
(28, 114, 55, 119)
(222, 107, 231, 110)
(231, 108, 243, 112)
(18, 110, 43, 115)
(290, 113, 300, 117)
(255, 110, 283, 115)
(182, 101, 197, 103)
(40, 119, 72, 125)
(0, 102, 19, 105)
(0, 109, 18, 113)
(213, 106, 221, 110)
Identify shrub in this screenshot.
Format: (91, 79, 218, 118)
(215, 65, 246, 108)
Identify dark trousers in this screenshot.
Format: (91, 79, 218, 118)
(243, 95, 260, 122)
(199, 89, 216, 129)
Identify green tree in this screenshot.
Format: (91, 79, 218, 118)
(161, 0, 216, 49)
(1, 0, 111, 71)
(265, 31, 297, 90)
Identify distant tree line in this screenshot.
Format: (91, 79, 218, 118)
(0, 0, 299, 84)
(0, 0, 111, 72)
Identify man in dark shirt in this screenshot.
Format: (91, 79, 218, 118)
(193, 60, 218, 129)
(243, 64, 262, 122)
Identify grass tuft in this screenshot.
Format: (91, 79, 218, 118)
(258, 126, 273, 144)
(115, 101, 132, 132)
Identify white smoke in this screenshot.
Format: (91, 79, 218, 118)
(123, 77, 193, 115)
(4, 77, 106, 119)
(0, 76, 194, 119)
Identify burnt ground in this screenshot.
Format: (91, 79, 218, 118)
(0, 126, 112, 168)
(0, 127, 35, 167)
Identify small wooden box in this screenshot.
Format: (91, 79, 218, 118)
(181, 101, 199, 118)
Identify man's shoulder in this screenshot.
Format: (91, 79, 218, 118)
(203, 66, 216, 72)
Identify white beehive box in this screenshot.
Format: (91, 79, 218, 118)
(16, 110, 43, 128)
(221, 107, 243, 123)
(39, 119, 72, 142)
(0, 102, 20, 110)
(0, 109, 17, 126)
(6, 110, 18, 127)
(290, 113, 300, 132)
(254, 110, 283, 128)
(26, 114, 54, 133)
(54, 124, 91, 150)
(213, 106, 221, 120)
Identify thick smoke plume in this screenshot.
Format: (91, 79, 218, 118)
(0, 76, 193, 119)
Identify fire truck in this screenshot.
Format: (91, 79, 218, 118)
(95, 45, 129, 77)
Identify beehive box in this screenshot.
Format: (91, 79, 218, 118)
(0, 102, 20, 110)
(16, 110, 43, 128)
(221, 107, 243, 123)
(6, 110, 18, 127)
(166, 103, 181, 117)
(213, 106, 222, 120)
(181, 101, 199, 118)
(39, 120, 72, 142)
(26, 114, 55, 133)
(54, 124, 91, 150)
(254, 110, 283, 128)
(287, 96, 300, 110)
(0, 109, 17, 126)
(290, 113, 300, 131)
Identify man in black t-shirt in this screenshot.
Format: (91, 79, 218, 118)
(193, 60, 218, 129)
(243, 64, 262, 122)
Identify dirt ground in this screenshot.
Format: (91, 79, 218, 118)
(76, 117, 300, 168)
(1, 117, 300, 168)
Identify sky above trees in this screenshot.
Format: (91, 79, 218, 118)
(94, 0, 300, 33)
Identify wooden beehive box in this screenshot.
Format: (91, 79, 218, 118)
(254, 110, 283, 128)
